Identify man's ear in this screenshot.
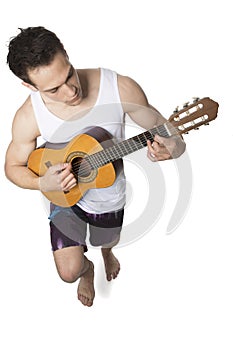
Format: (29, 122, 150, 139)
(22, 81, 38, 91)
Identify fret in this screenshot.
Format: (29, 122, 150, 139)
(114, 144, 125, 159)
(138, 134, 148, 146)
(121, 140, 130, 154)
(96, 150, 105, 166)
(125, 139, 139, 152)
(144, 130, 154, 143)
(134, 134, 147, 147)
(86, 124, 170, 169)
(123, 139, 135, 153)
(155, 124, 170, 137)
(104, 147, 114, 162)
(87, 154, 98, 169)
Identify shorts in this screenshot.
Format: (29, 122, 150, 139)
(49, 203, 124, 252)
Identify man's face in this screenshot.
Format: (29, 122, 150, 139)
(27, 52, 83, 106)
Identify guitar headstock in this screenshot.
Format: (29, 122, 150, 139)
(167, 97, 219, 135)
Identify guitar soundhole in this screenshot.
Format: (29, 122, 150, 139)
(71, 157, 96, 183)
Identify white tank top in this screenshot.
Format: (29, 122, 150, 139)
(31, 68, 126, 213)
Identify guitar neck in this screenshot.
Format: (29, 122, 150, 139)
(87, 123, 172, 169)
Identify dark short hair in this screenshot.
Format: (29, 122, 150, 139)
(7, 26, 68, 85)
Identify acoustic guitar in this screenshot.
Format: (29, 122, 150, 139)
(28, 97, 219, 207)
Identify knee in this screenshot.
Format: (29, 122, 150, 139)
(57, 260, 84, 283)
(58, 269, 79, 283)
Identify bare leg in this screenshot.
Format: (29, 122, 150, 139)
(77, 257, 95, 307)
(101, 237, 120, 281)
(53, 246, 95, 307)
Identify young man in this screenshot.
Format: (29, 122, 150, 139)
(5, 27, 185, 307)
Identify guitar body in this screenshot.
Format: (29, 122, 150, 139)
(28, 127, 122, 207)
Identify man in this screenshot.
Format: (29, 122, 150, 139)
(5, 27, 185, 307)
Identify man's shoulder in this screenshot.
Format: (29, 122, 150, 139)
(76, 67, 100, 78)
(13, 96, 40, 138)
(117, 73, 148, 108)
(15, 95, 33, 119)
(117, 73, 137, 90)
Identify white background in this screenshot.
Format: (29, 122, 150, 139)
(0, 0, 232, 349)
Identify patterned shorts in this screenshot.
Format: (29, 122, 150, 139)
(49, 204, 124, 251)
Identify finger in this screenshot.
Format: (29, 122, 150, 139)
(147, 140, 158, 152)
(61, 173, 76, 188)
(153, 134, 166, 144)
(149, 141, 164, 158)
(59, 164, 74, 180)
(149, 139, 162, 153)
(51, 162, 69, 174)
(63, 179, 77, 191)
(150, 153, 157, 160)
(147, 149, 158, 162)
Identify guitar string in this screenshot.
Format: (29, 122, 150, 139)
(57, 102, 213, 177)
(71, 126, 170, 176)
(72, 129, 170, 177)
(71, 115, 211, 177)
(70, 125, 170, 177)
(71, 132, 156, 176)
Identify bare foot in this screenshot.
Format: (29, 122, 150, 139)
(101, 249, 120, 281)
(77, 261, 95, 307)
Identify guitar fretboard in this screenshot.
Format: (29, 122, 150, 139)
(87, 124, 170, 169)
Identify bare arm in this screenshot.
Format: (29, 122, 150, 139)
(118, 75, 166, 128)
(5, 102, 76, 192)
(118, 74, 186, 160)
(5, 105, 41, 189)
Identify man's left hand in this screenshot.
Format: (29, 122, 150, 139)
(147, 134, 186, 162)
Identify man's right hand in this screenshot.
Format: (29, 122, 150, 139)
(39, 163, 77, 192)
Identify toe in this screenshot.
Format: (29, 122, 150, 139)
(87, 299, 93, 307)
(107, 274, 112, 281)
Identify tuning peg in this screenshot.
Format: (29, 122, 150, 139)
(183, 102, 189, 108)
(204, 122, 209, 126)
(173, 106, 179, 113)
(193, 97, 200, 102)
(194, 127, 199, 130)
